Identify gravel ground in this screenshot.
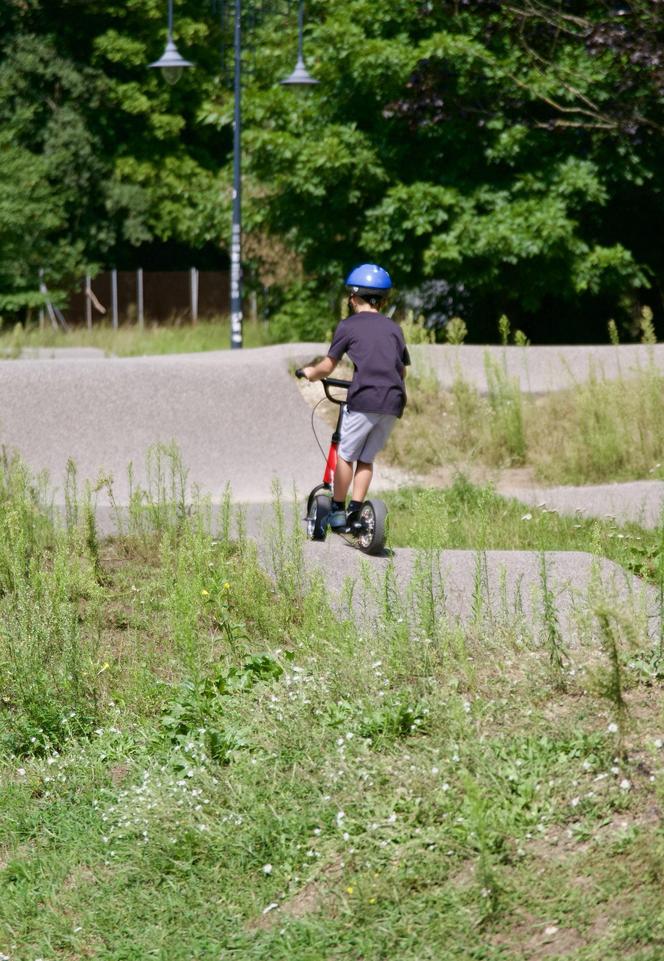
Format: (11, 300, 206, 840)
(2, 343, 661, 638)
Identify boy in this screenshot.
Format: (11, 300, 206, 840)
(300, 263, 410, 530)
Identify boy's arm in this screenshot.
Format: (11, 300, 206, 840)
(301, 355, 338, 382)
(400, 343, 411, 379)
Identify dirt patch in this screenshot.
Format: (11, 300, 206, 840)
(248, 857, 344, 930)
(491, 909, 617, 960)
(448, 858, 476, 888)
(109, 763, 131, 786)
(425, 463, 540, 493)
(63, 864, 98, 891)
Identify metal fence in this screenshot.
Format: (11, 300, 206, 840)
(45, 269, 230, 329)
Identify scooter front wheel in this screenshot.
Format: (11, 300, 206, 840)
(306, 488, 331, 541)
(306, 483, 330, 519)
(356, 499, 387, 555)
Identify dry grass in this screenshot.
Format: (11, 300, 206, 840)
(384, 361, 664, 486)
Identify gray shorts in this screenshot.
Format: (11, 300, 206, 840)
(338, 408, 397, 464)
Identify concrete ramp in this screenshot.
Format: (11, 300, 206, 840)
(0, 344, 329, 502)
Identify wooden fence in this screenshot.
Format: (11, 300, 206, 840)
(56, 270, 230, 328)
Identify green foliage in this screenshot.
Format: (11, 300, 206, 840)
(266, 282, 334, 343)
(1, 451, 664, 957)
(0, 0, 662, 340)
(0, 0, 227, 308)
(383, 479, 659, 580)
(161, 654, 283, 763)
(238, 0, 662, 340)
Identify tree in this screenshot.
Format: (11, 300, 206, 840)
(0, 0, 228, 312)
(231, 0, 663, 340)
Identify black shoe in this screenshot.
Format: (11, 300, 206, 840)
(346, 503, 363, 531)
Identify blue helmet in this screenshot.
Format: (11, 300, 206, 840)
(345, 263, 392, 295)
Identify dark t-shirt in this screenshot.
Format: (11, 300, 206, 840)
(327, 311, 410, 417)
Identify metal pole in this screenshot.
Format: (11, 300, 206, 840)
(85, 274, 92, 330)
(137, 268, 144, 330)
(297, 0, 305, 61)
(111, 268, 118, 330)
(190, 266, 199, 323)
(230, 0, 243, 349)
(39, 268, 45, 332)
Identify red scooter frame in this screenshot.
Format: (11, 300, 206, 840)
(295, 370, 387, 555)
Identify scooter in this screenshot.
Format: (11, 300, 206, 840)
(295, 369, 387, 556)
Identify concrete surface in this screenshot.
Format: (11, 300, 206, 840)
(1, 342, 661, 639)
(410, 343, 664, 394)
(0, 345, 329, 503)
(505, 480, 664, 529)
(300, 537, 658, 644)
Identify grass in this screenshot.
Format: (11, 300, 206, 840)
(383, 476, 660, 577)
(0, 318, 271, 357)
(386, 355, 664, 486)
(2, 449, 664, 959)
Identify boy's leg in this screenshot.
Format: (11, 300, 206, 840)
(333, 411, 384, 529)
(333, 456, 353, 504)
(351, 461, 373, 503)
(350, 414, 397, 510)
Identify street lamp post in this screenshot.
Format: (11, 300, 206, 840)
(230, 0, 242, 349)
(150, 0, 318, 349)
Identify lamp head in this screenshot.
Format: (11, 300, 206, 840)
(280, 56, 319, 90)
(149, 36, 193, 85)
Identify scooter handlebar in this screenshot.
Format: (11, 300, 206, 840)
(294, 369, 351, 404)
(323, 377, 352, 389)
(294, 369, 351, 390)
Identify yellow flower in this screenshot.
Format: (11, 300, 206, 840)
(223, 582, 231, 591)
(200, 589, 209, 597)
(368, 897, 376, 904)
(346, 886, 353, 895)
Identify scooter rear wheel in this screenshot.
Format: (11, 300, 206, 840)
(306, 488, 331, 541)
(356, 499, 387, 555)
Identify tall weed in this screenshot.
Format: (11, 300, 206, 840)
(388, 357, 664, 484)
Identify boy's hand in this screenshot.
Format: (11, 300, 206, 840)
(300, 357, 337, 382)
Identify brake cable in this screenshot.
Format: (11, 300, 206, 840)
(311, 397, 329, 463)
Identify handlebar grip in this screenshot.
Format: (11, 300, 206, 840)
(323, 377, 352, 389)
(295, 368, 305, 379)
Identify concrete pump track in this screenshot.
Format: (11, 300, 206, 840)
(2, 342, 664, 642)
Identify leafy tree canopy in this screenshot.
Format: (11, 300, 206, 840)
(0, 0, 662, 340)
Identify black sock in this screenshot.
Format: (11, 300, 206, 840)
(331, 499, 345, 512)
(348, 500, 362, 512)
